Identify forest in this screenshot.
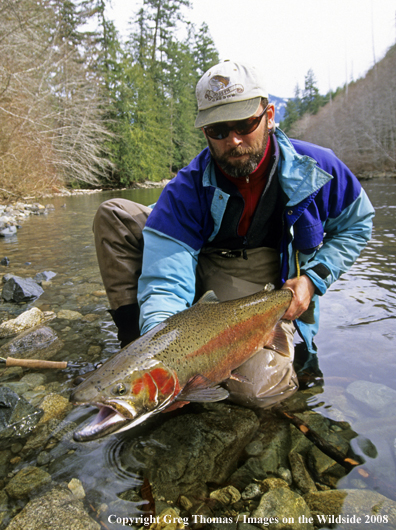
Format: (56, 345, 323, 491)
(0, 0, 218, 199)
(1, 0, 395, 201)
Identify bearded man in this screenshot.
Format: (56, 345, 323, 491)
(93, 61, 374, 407)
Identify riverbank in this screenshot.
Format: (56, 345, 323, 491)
(0, 181, 170, 239)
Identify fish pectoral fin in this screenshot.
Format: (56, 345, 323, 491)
(196, 291, 220, 304)
(229, 371, 252, 384)
(176, 374, 229, 402)
(265, 322, 292, 357)
(177, 385, 229, 402)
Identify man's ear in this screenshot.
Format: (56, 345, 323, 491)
(266, 104, 276, 130)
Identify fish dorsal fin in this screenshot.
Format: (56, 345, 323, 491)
(196, 290, 220, 304)
(266, 321, 292, 357)
(176, 374, 229, 402)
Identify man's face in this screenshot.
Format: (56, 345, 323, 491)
(204, 103, 274, 179)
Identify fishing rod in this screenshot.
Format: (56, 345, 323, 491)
(0, 356, 99, 370)
(0, 356, 69, 369)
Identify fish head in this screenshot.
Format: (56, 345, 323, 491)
(70, 357, 179, 441)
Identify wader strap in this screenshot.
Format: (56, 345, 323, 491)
(196, 247, 280, 302)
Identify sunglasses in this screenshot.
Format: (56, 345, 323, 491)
(203, 104, 269, 140)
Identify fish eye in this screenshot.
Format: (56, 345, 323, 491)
(112, 383, 127, 396)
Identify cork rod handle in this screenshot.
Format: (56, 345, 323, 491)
(5, 358, 68, 369)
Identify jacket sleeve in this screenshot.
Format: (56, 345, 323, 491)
(136, 150, 215, 335)
(137, 227, 199, 334)
(301, 187, 374, 294)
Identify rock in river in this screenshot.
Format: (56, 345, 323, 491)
(0, 387, 43, 449)
(5, 466, 51, 500)
(0, 307, 47, 338)
(1, 275, 44, 303)
(120, 402, 259, 503)
(346, 380, 396, 416)
(5, 483, 100, 530)
(0, 325, 63, 360)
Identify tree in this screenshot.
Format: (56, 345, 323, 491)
(192, 22, 219, 76)
(287, 44, 396, 174)
(300, 69, 322, 115)
(104, 0, 216, 185)
(0, 0, 113, 199)
(0, 0, 221, 195)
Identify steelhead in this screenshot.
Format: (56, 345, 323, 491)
(71, 287, 292, 441)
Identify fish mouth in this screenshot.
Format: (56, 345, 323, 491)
(73, 401, 136, 442)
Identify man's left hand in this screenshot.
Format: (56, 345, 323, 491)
(282, 275, 315, 320)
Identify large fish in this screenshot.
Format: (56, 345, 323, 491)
(70, 287, 293, 441)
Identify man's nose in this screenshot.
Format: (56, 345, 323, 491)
(226, 130, 243, 146)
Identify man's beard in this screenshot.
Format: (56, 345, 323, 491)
(207, 127, 269, 179)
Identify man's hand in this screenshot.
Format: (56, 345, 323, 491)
(282, 275, 315, 321)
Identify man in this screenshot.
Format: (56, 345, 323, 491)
(94, 61, 374, 407)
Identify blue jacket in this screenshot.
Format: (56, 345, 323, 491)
(138, 128, 374, 362)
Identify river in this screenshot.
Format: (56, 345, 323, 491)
(0, 180, 395, 529)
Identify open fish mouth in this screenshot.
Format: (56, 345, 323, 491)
(73, 401, 134, 442)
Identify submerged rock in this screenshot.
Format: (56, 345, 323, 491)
(0, 325, 63, 360)
(308, 431, 349, 487)
(68, 478, 86, 499)
(338, 489, 396, 528)
(33, 271, 56, 285)
(210, 485, 241, 505)
(241, 483, 262, 500)
(252, 482, 314, 530)
(121, 402, 259, 502)
(149, 508, 186, 530)
(305, 489, 396, 528)
(346, 380, 396, 416)
(0, 387, 43, 449)
(57, 309, 83, 321)
(37, 393, 72, 424)
(288, 451, 317, 494)
(5, 466, 51, 499)
(5, 484, 100, 530)
(304, 489, 346, 518)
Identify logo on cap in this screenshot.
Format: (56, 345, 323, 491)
(205, 75, 244, 103)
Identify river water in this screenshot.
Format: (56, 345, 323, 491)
(0, 180, 395, 527)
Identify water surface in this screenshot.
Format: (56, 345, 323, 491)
(0, 180, 395, 526)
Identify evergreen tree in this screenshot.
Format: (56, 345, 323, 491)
(165, 39, 202, 172)
(281, 99, 300, 132)
(301, 69, 322, 115)
(280, 84, 301, 132)
(192, 22, 219, 76)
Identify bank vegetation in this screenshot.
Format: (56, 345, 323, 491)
(1, 0, 395, 202)
(282, 45, 396, 177)
(0, 0, 218, 200)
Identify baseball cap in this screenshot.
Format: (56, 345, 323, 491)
(195, 61, 268, 128)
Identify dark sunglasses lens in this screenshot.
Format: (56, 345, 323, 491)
(205, 124, 228, 140)
(205, 105, 267, 139)
(235, 116, 259, 136)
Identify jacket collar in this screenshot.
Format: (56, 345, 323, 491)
(202, 129, 333, 207)
(275, 128, 333, 207)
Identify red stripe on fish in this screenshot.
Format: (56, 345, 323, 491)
(185, 314, 272, 376)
